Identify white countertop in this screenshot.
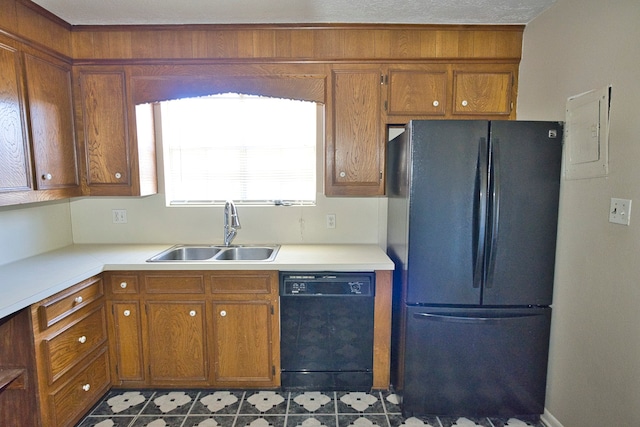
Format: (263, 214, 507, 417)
(0, 243, 394, 319)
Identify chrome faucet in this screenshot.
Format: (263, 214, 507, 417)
(223, 200, 241, 246)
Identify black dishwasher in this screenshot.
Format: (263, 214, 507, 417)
(280, 272, 375, 391)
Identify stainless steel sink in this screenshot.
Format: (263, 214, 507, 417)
(213, 246, 277, 261)
(147, 245, 279, 262)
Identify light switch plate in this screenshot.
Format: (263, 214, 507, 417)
(609, 198, 631, 225)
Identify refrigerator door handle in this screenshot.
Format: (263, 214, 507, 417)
(485, 137, 501, 288)
(473, 137, 489, 289)
(413, 311, 543, 324)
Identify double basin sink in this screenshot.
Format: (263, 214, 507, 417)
(147, 244, 280, 262)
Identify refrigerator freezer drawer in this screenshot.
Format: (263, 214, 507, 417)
(401, 306, 551, 418)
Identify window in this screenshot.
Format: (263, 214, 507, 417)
(159, 93, 318, 206)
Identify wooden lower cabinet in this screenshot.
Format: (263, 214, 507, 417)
(30, 275, 110, 427)
(147, 301, 208, 385)
(212, 300, 277, 386)
(105, 270, 280, 388)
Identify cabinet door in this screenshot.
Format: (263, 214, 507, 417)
(23, 54, 79, 191)
(78, 70, 131, 190)
(452, 66, 516, 116)
(146, 301, 208, 384)
(212, 300, 276, 386)
(109, 301, 144, 382)
(0, 43, 31, 193)
(385, 66, 448, 118)
(326, 66, 383, 196)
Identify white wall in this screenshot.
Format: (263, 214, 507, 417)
(518, 0, 640, 425)
(69, 193, 386, 246)
(0, 201, 73, 265)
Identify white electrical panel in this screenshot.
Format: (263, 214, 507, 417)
(564, 85, 611, 180)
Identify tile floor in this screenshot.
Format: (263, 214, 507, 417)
(76, 389, 546, 427)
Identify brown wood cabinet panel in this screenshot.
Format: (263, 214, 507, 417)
(212, 300, 276, 385)
(0, 310, 39, 427)
(48, 348, 110, 427)
(146, 301, 208, 384)
(0, 42, 31, 193)
(210, 271, 274, 294)
(326, 66, 384, 196)
(385, 66, 448, 117)
(37, 276, 104, 330)
(78, 70, 131, 188)
(109, 301, 144, 382)
(43, 305, 107, 384)
(109, 274, 140, 294)
(23, 53, 79, 191)
(452, 67, 515, 116)
(145, 273, 205, 294)
(38, 276, 104, 330)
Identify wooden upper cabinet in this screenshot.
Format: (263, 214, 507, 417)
(326, 65, 384, 196)
(76, 68, 157, 196)
(23, 54, 79, 191)
(384, 65, 448, 119)
(452, 65, 516, 117)
(0, 42, 31, 194)
(78, 70, 130, 188)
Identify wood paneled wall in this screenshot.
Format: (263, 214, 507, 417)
(0, 0, 71, 57)
(71, 25, 524, 62)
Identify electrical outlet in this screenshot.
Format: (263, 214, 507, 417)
(326, 214, 336, 229)
(609, 198, 632, 225)
(112, 209, 128, 224)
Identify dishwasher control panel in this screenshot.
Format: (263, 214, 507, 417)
(280, 272, 375, 296)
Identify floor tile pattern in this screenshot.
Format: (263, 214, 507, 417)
(77, 390, 546, 427)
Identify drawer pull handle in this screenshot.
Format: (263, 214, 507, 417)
(433, 100, 439, 107)
(120, 282, 127, 289)
(123, 310, 131, 317)
(461, 99, 469, 107)
(189, 310, 197, 317)
(82, 383, 91, 392)
(115, 172, 122, 179)
(74, 296, 83, 304)
(220, 310, 227, 317)
(78, 336, 87, 344)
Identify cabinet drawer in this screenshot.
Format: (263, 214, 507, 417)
(38, 276, 104, 329)
(44, 305, 107, 384)
(109, 274, 139, 294)
(145, 273, 205, 294)
(49, 348, 110, 427)
(210, 272, 274, 294)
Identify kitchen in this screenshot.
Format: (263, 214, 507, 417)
(1, 0, 639, 426)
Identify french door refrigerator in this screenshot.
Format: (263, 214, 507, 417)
(386, 120, 563, 418)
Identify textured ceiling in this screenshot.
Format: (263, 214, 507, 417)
(30, 0, 557, 26)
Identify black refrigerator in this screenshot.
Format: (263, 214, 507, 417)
(386, 120, 562, 418)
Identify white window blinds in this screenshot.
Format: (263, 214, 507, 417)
(159, 94, 317, 205)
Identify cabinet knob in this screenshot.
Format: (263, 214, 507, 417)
(220, 310, 227, 317)
(432, 100, 439, 107)
(461, 100, 469, 107)
(41, 173, 52, 180)
(339, 171, 346, 178)
(123, 310, 131, 317)
(189, 310, 197, 317)
(120, 282, 127, 289)
(74, 296, 83, 304)
(78, 335, 87, 344)
(82, 383, 91, 392)
(115, 172, 122, 179)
